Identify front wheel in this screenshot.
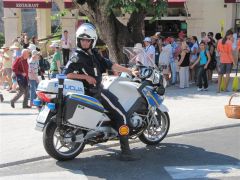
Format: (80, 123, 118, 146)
(139, 110, 170, 145)
(43, 122, 85, 161)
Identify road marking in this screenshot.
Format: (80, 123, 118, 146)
(0, 113, 38, 116)
(0, 125, 239, 168)
(0, 170, 88, 180)
(165, 164, 240, 179)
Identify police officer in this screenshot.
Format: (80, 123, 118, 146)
(64, 23, 138, 161)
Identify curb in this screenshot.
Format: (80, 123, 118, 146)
(0, 123, 240, 168)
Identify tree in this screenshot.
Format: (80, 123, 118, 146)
(75, 0, 167, 63)
(0, 32, 4, 48)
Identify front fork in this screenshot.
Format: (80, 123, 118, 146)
(148, 107, 160, 127)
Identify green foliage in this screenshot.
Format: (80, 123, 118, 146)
(108, 0, 167, 19)
(51, 9, 69, 21)
(0, 32, 5, 47)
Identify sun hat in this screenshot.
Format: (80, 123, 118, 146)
(28, 43, 37, 51)
(143, 37, 152, 42)
(1, 44, 9, 49)
(133, 43, 144, 53)
(164, 37, 173, 43)
(134, 43, 143, 49)
(10, 42, 21, 50)
(31, 50, 40, 56)
(50, 42, 60, 48)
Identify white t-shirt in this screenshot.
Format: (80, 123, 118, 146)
(159, 44, 172, 65)
(28, 58, 39, 81)
(144, 45, 155, 67)
(61, 37, 71, 49)
(190, 42, 199, 61)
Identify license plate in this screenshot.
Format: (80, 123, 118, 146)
(36, 106, 50, 124)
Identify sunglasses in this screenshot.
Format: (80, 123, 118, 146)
(80, 39, 92, 43)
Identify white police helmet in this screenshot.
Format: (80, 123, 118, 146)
(76, 23, 98, 48)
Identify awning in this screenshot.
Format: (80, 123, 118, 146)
(224, 0, 240, 3)
(168, 0, 186, 8)
(3, 0, 73, 9)
(64, 0, 73, 9)
(3, 0, 52, 9)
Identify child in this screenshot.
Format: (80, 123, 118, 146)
(190, 41, 211, 91)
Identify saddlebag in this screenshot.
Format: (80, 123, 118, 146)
(64, 94, 106, 129)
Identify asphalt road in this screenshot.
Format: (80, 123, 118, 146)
(0, 126, 239, 180)
(0, 76, 240, 179)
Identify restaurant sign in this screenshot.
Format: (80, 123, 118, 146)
(3, 1, 52, 9)
(224, 0, 240, 3)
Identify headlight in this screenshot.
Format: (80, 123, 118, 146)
(152, 72, 160, 84)
(139, 67, 152, 79)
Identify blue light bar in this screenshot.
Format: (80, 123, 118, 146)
(33, 99, 41, 106)
(56, 74, 67, 79)
(47, 103, 55, 110)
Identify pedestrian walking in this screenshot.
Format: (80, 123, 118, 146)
(9, 42, 22, 93)
(10, 49, 30, 108)
(1, 44, 13, 91)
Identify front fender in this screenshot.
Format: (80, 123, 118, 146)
(158, 104, 169, 112)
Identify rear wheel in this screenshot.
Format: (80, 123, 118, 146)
(43, 122, 85, 161)
(139, 110, 170, 145)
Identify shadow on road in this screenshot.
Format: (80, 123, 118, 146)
(55, 143, 240, 180)
(1, 143, 239, 179)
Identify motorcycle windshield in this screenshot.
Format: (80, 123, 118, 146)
(123, 47, 155, 67)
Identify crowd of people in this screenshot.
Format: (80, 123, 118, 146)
(0, 28, 239, 108)
(134, 29, 240, 93)
(0, 30, 72, 108)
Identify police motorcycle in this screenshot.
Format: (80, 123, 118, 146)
(34, 47, 170, 161)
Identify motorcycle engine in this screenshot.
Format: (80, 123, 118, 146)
(129, 113, 143, 128)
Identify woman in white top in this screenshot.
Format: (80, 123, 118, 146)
(159, 37, 172, 80)
(143, 37, 155, 67)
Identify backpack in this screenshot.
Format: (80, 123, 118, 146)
(39, 56, 50, 72)
(205, 45, 217, 70)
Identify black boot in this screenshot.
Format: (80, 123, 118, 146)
(118, 136, 139, 161)
(0, 94, 3, 102)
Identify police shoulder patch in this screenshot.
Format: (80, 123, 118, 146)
(70, 55, 79, 63)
